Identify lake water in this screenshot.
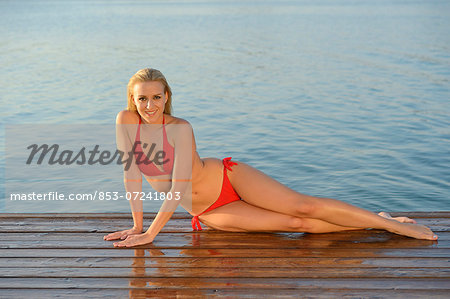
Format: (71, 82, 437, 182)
(1, 0, 449, 213)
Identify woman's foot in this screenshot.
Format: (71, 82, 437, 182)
(378, 212, 417, 224)
(390, 222, 438, 240)
(378, 212, 437, 240)
(377, 212, 438, 240)
(113, 233, 154, 247)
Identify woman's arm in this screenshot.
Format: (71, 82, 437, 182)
(104, 111, 144, 241)
(113, 120, 194, 247)
(143, 120, 193, 240)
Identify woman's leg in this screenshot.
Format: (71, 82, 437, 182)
(200, 201, 410, 233)
(200, 201, 358, 233)
(225, 161, 437, 240)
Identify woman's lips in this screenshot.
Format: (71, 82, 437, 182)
(145, 110, 157, 117)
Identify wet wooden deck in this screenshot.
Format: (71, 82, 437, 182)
(0, 212, 449, 298)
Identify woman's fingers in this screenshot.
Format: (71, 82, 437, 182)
(104, 230, 127, 241)
(104, 232, 118, 240)
(104, 228, 141, 241)
(114, 235, 130, 247)
(113, 234, 154, 247)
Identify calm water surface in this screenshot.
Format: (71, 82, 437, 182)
(1, 0, 449, 212)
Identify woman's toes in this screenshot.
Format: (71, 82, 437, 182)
(379, 212, 418, 224)
(394, 216, 417, 224)
(418, 225, 438, 240)
(378, 212, 392, 218)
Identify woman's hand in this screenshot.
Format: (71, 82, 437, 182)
(113, 233, 154, 248)
(103, 227, 143, 241)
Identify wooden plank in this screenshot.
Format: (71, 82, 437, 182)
(0, 222, 189, 233)
(0, 257, 447, 268)
(0, 267, 449, 279)
(205, 289, 450, 299)
(0, 232, 446, 249)
(0, 224, 447, 233)
(0, 240, 446, 250)
(0, 288, 448, 299)
(1, 230, 448, 239)
(204, 289, 450, 298)
(0, 213, 192, 219)
(0, 277, 449, 289)
(1, 231, 449, 240)
(0, 217, 443, 224)
(1, 211, 449, 218)
(1, 248, 448, 258)
(0, 289, 129, 298)
(0, 217, 448, 233)
(1, 215, 448, 225)
(386, 212, 450, 218)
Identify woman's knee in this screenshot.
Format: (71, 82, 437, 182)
(287, 217, 316, 232)
(293, 195, 322, 217)
(287, 217, 306, 231)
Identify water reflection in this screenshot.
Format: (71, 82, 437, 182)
(126, 229, 437, 296)
(128, 247, 206, 298)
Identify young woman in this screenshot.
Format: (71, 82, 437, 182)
(104, 68, 438, 247)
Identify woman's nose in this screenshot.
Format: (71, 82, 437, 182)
(146, 100, 154, 109)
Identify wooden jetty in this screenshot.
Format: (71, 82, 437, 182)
(0, 212, 449, 298)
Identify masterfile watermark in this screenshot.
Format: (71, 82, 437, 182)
(10, 191, 181, 201)
(25, 141, 170, 171)
(5, 123, 193, 213)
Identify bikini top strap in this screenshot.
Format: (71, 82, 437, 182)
(136, 116, 142, 139)
(162, 114, 168, 137)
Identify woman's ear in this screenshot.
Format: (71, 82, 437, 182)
(131, 94, 138, 105)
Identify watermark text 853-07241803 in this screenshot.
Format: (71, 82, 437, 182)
(9, 191, 181, 201)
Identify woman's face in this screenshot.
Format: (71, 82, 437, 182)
(133, 81, 168, 124)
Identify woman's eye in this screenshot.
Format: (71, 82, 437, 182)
(138, 97, 146, 101)
(154, 96, 161, 100)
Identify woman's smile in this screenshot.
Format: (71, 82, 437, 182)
(133, 80, 168, 124)
(145, 110, 157, 117)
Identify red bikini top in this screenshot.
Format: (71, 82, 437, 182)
(134, 115, 174, 176)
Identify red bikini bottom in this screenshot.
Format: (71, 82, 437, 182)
(191, 157, 241, 231)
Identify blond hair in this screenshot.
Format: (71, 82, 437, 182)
(127, 68, 173, 115)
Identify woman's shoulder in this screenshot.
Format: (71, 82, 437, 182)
(165, 114, 191, 127)
(116, 110, 140, 124)
(165, 115, 194, 140)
